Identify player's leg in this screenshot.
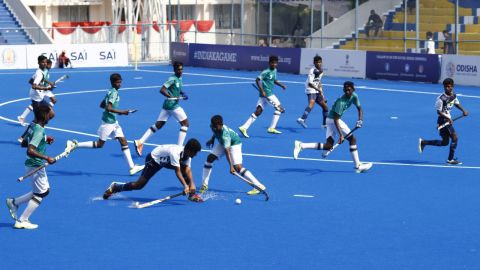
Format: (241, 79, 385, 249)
(267, 95, 283, 134)
(135, 109, 169, 156)
(297, 94, 316, 128)
(420, 127, 450, 153)
(447, 129, 461, 164)
(316, 95, 329, 127)
(347, 134, 372, 173)
(294, 118, 336, 159)
(200, 145, 222, 193)
(103, 153, 160, 199)
(173, 107, 189, 146)
(18, 104, 33, 126)
(6, 191, 33, 220)
(117, 136, 144, 175)
(230, 144, 265, 195)
(239, 98, 265, 137)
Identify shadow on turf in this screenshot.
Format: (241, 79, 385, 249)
(49, 170, 129, 177)
(0, 140, 22, 147)
(380, 159, 438, 165)
(0, 222, 13, 228)
(276, 168, 350, 175)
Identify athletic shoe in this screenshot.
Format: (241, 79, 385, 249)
(296, 118, 307, 128)
(134, 140, 143, 156)
(14, 220, 38, 230)
(199, 184, 208, 194)
(188, 194, 204, 203)
(17, 137, 23, 143)
(6, 198, 18, 220)
(293, 140, 302, 160)
(446, 158, 462, 165)
(129, 164, 145, 175)
(103, 181, 124, 199)
(65, 140, 78, 154)
(17, 116, 27, 127)
(267, 128, 282, 134)
(418, 138, 425, 154)
(355, 162, 373, 173)
(247, 188, 260, 195)
(238, 127, 250, 138)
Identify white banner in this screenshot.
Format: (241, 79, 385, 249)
(0, 45, 27, 69)
(26, 43, 128, 69)
(441, 55, 480, 86)
(300, 49, 366, 78)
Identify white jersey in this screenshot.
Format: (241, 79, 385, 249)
(28, 68, 49, 102)
(426, 39, 435, 54)
(305, 67, 323, 94)
(150, 144, 191, 169)
(435, 93, 459, 119)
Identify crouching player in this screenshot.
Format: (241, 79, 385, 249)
(293, 81, 372, 173)
(200, 115, 267, 195)
(6, 104, 55, 229)
(103, 138, 202, 201)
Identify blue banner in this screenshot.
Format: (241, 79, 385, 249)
(366, 52, 440, 83)
(189, 43, 301, 74)
(170, 42, 189, 65)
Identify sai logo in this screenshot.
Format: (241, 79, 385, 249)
(2, 48, 15, 65)
(418, 64, 424, 74)
(384, 62, 390, 72)
(345, 54, 349, 65)
(446, 61, 455, 77)
(404, 63, 410, 73)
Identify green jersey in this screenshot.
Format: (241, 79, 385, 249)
(214, 125, 241, 148)
(25, 123, 47, 167)
(257, 68, 277, 97)
(102, 88, 120, 124)
(162, 75, 183, 110)
(42, 69, 50, 87)
(328, 92, 361, 119)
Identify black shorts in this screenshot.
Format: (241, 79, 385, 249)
(439, 124, 455, 137)
(31, 100, 50, 112)
(141, 154, 163, 181)
(307, 93, 324, 103)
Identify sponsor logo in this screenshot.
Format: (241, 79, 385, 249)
(446, 61, 455, 77)
(404, 63, 410, 73)
(418, 64, 424, 74)
(446, 61, 478, 77)
(385, 62, 390, 72)
(193, 50, 237, 62)
(2, 48, 15, 65)
(345, 54, 349, 65)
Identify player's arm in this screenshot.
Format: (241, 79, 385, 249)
(224, 146, 236, 174)
(206, 135, 216, 148)
(356, 105, 364, 127)
(455, 103, 468, 116)
(255, 77, 266, 97)
(274, 80, 287, 90)
(181, 164, 196, 194)
(174, 166, 190, 195)
(159, 85, 171, 98)
(435, 99, 452, 123)
(27, 143, 55, 164)
(106, 102, 129, 115)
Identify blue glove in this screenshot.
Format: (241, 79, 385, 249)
(181, 92, 189, 100)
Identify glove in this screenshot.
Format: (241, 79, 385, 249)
(356, 120, 363, 128)
(180, 92, 189, 100)
(46, 136, 55, 144)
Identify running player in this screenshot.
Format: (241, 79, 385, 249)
(418, 78, 468, 164)
(238, 55, 287, 137)
(297, 55, 329, 128)
(293, 81, 372, 173)
(200, 115, 267, 195)
(6, 104, 55, 229)
(17, 55, 55, 126)
(64, 73, 144, 175)
(102, 138, 202, 200)
(134, 61, 189, 156)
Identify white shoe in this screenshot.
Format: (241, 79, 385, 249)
(65, 140, 78, 154)
(297, 118, 307, 128)
(17, 116, 27, 127)
(293, 140, 302, 160)
(355, 162, 373, 173)
(14, 220, 38, 229)
(238, 126, 250, 138)
(6, 198, 18, 220)
(129, 164, 145, 175)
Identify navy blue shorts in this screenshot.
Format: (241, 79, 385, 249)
(141, 154, 163, 181)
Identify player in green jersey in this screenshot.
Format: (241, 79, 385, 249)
(134, 62, 189, 156)
(239, 55, 287, 137)
(293, 81, 372, 173)
(64, 73, 144, 175)
(200, 115, 267, 195)
(7, 104, 56, 229)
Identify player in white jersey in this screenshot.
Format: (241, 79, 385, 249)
(102, 138, 202, 200)
(17, 55, 55, 126)
(297, 55, 329, 128)
(419, 78, 468, 164)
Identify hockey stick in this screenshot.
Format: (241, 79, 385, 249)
(17, 150, 70, 182)
(251, 83, 285, 112)
(233, 172, 269, 201)
(322, 126, 360, 158)
(166, 96, 187, 101)
(54, 74, 69, 84)
(127, 109, 138, 114)
(130, 192, 185, 209)
(437, 115, 465, 130)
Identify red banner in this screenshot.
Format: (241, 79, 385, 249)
(79, 22, 105, 34)
(194, 20, 214, 32)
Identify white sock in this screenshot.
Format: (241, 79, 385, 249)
(240, 168, 264, 189)
(269, 111, 281, 129)
(122, 146, 135, 168)
(178, 126, 188, 146)
(140, 125, 157, 144)
(49, 101, 55, 107)
(14, 192, 33, 206)
(300, 142, 323, 150)
(350, 145, 360, 168)
(19, 105, 33, 119)
(202, 162, 213, 186)
(77, 141, 96, 148)
(19, 195, 42, 222)
(241, 114, 257, 129)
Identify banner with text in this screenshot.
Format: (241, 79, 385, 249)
(440, 54, 480, 86)
(170, 42, 189, 65)
(189, 43, 301, 73)
(366, 52, 441, 83)
(26, 43, 128, 69)
(300, 49, 366, 78)
(0, 45, 27, 69)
